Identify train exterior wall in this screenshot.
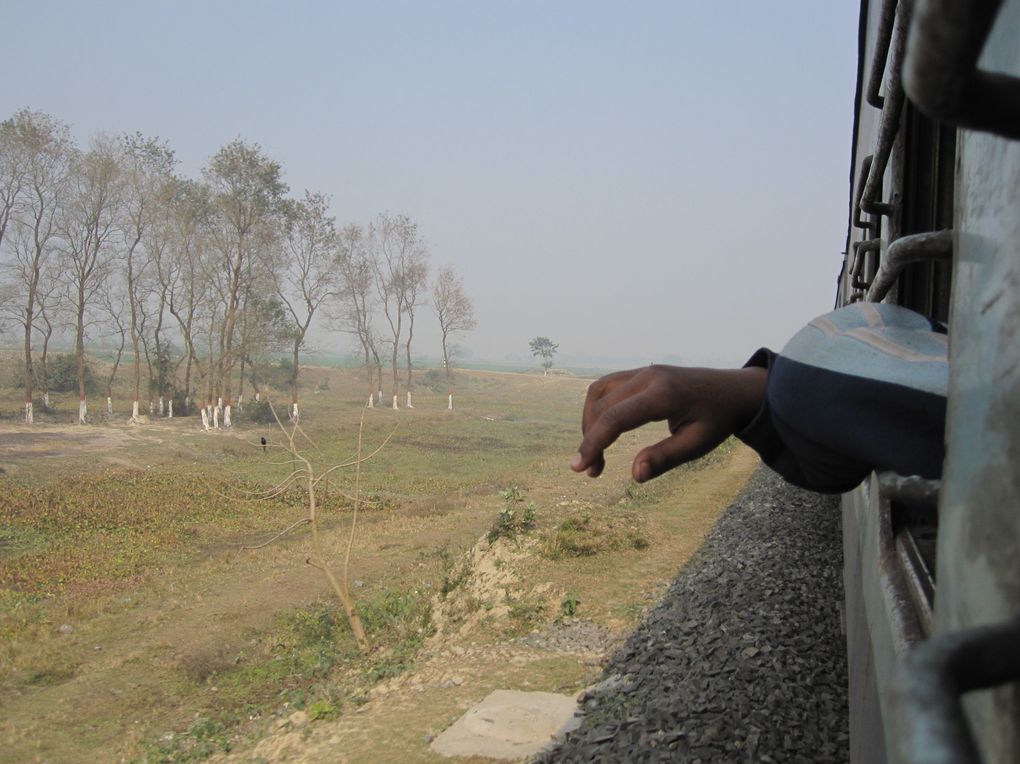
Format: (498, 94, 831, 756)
(935, 3, 1020, 760)
(840, 1, 1019, 762)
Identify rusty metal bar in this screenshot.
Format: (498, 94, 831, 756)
(894, 532, 934, 635)
(851, 239, 881, 278)
(861, 0, 911, 218)
(867, 229, 953, 302)
(891, 614, 1020, 764)
(877, 471, 941, 508)
(866, 0, 900, 109)
(853, 154, 877, 231)
(904, 0, 1020, 140)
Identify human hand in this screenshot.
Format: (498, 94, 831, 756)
(570, 365, 767, 483)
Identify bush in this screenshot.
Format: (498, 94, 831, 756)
(487, 486, 537, 543)
(170, 392, 193, 416)
(421, 368, 447, 392)
(46, 353, 99, 394)
(246, 398, 278, 424)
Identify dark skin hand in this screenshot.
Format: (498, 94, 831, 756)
(570, 365, 768, 483)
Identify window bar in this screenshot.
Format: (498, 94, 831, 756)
(866, 229, 953, 302)
(904, 0, 1020, 141)
(866, 0, 900, 109)
(860, 0, 911, 218)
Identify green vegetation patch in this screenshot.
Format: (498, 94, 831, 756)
(147, 587, 433, 762)
(541, 508, 649, 560)
(0, 471, 303, 597)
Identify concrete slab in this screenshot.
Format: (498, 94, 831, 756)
(430, 689, 581, 760)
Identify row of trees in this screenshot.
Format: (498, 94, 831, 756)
(0, 109, 476, 425)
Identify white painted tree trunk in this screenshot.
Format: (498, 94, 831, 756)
(25, 402, 33, 424)
(107, 397, 113, 415)
(201, 407, 210, 431)
(291, 403, 299, 423)
(392, 394, 399, 410)
(132, 400, 140, 421)
(217, 397, 223, 409)
(213, 406, 220, 429)
(78, 398, 87, 424)
(185, 395, 190, 411)
(43, 392, 49, 409)
(367, 394, 374, 409)
(223, 404, 232, 428)
(148, 401, 154, 416)
(406, 391, 414, 409)
(168, 399, 174, 418)
(255, 392, 260, 402)
(377, 388, 383, 406)
(158, 396, 165, 416)
(448, 393, 454, 410)
(237, 394, 243, 411)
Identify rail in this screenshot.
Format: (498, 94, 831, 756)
(891, 614, 1020, 764)
(866, 230, 954, 302)
(860, 0, 911, 218)
(866, 0, 899, 109)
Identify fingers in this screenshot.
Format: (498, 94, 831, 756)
(571, 370, 643, 476)
(574, 383, 665, 475)
(571, 450, 605, 478)
(631, 421, 718, 483)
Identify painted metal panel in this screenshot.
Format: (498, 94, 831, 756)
(935, 2, 1020, 760)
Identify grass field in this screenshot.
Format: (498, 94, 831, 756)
(0, 362, 758, 763)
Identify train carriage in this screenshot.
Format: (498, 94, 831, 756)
(838, 1, 1019, 761)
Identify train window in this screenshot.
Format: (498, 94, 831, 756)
(896, 104, 955, 322)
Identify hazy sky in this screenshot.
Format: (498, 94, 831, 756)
(2, 1, 859, 368)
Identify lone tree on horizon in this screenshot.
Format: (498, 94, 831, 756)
(529, 336, 558, 375)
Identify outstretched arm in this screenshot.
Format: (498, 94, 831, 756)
(571, 365, 767, 483)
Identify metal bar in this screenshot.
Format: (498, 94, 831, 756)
(861, 0, 911, 218)
(851, 239, 881, 278)
(893, 532, 935, 635)
(877, 471, 942, 509)
(853, 154, 877, 231)
(891, 614, 1020, 764)
(867, 229, 953, 302)
(904, 0, 1020, 140)
(866, 0, 900, 109)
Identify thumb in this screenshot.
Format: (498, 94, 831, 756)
(631, 422, 717, 482)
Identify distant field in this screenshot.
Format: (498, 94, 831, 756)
(0, 361, 757, 763)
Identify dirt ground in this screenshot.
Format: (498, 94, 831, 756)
(0, 371, 760, 764)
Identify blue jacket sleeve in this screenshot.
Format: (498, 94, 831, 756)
(735, 303, 948, 494)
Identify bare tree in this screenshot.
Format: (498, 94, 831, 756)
(61, 135, 122, 423)
(274, 191, 340, 423)
(98, 282, 129, 416)
(34, 286, 59, 411)
(0, 110, 72, 423)
(203, 139, 287, 426)
(336, 224, 383, 408)
(119, 133, 175, 421)
(370, 213, 428, 410)
(432, 265, 477, 409)
(401, 253, 429, 409)
(159, 178, 212, 416)
(0, 111, 30, 254)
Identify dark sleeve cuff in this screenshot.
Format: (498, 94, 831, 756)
(735, 348, 830, 490)
(736, 348, 781, 461)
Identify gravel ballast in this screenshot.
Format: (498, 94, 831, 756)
(534, 467, 849, 763)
